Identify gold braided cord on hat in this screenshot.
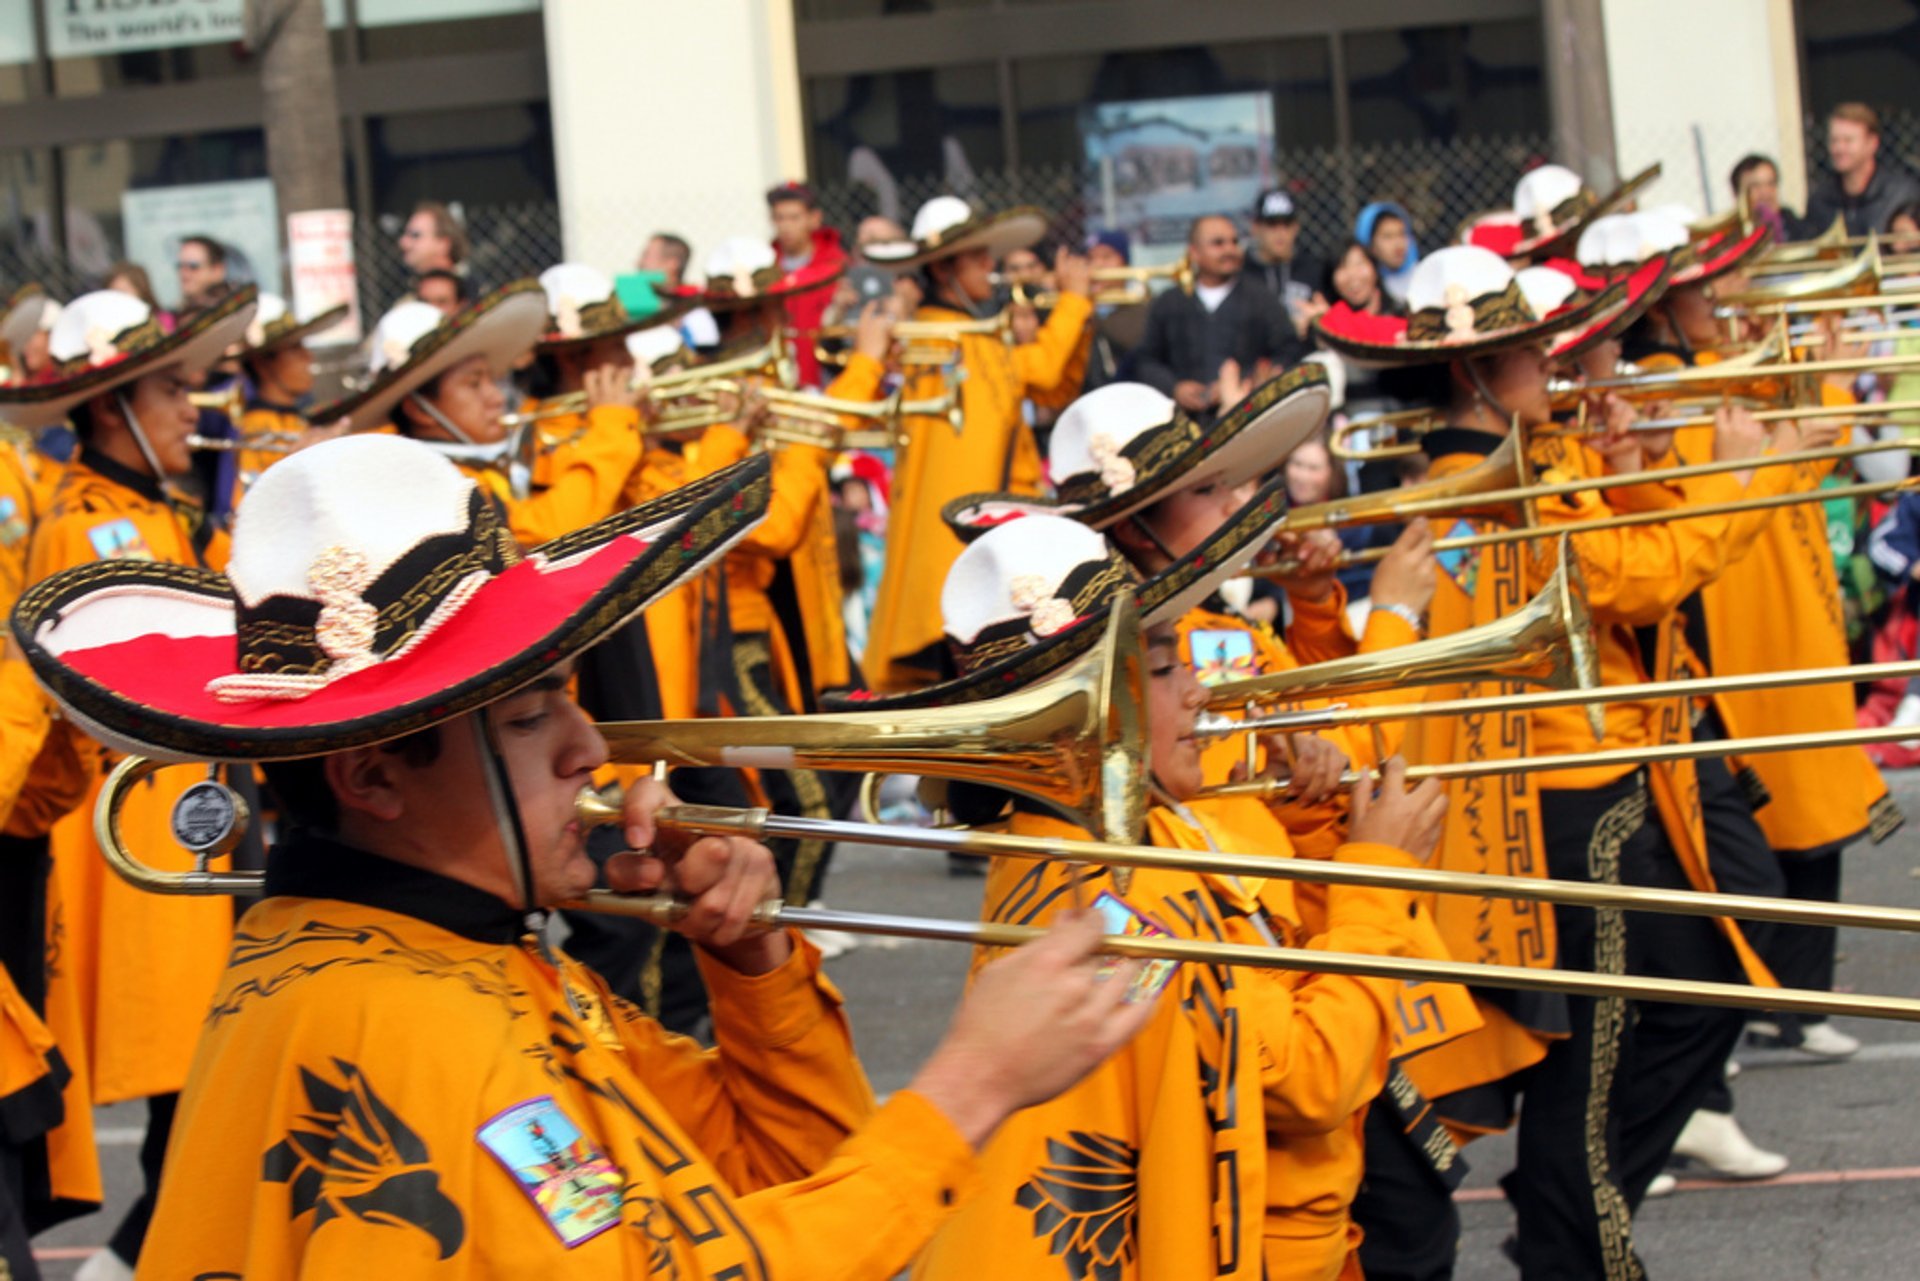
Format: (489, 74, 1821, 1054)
(53, 314, 166, 377)
(1405, 279, 1537, 343)
(958, 556, 1136, 671)
(1052, 413, 1203, 507)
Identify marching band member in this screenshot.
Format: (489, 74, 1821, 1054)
(1315, 244, 1822, 1280)
(0, 286, 260, 1279)
(862, 197, 1093, 692)
(868, 510, 1470, 1280)
(228, 293, 350, 500)
(10, 434, 1156, 1278)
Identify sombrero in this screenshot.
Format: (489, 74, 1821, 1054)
(0, 284, 60, 361)
(1594, 209, 1771, 288)
(307, 280, 547, 434)
(234, 292, 350, 361)
(0, 286, 257, 431)
(862, 196, 1048, 270)
(1459, 163, 1661, 264)
(831, 476, 1290, 712)
(1311, 245, 1616, 367)
(1536, 254, 1674, 362)
(10, 434, 773, 763)
(696, 237, 844, 310)
(943, 365, 1329, 539)
(534, 262, 689, 353)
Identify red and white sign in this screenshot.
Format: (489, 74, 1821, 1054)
(287, 209, 362, 346)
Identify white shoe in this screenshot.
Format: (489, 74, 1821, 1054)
(76, 1250, 136, 1281)
(1724, 1057, 1741, 1081)
(1671, 1109, 1789, 1180)
(1797, 1022, 1861, 1059)
(1644, 1172, 1678, 1199)
(801, 902, 859, 960)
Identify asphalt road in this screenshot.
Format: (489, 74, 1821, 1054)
(33, 771, 1920, 1278)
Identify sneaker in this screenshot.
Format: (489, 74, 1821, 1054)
(1671, 1109, 1788, 1180)
(1796, 1021, 1862, 1059)
(1724, 1057, 1741, 1081)
(76, 1250, 136, 1281)
(1644, 1172, 1678, 1199)
(800, 902, 860, 959)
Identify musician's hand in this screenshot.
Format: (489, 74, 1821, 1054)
(1011, 305, 1042, 345)
(1589, 393, 1665, 473)
(1711, 403, 1767, 465)
(1173, 380, 1215, 414)
(851, 298, 899, 364)
(290, 416, 348, 455)
(1367, 518, 1435, 617)
(1775, 413, 1845, 453)
(1348, 756, 1448, 864)
(910, 910, 1161, 1148)
(584, 362, 641, 412)
(1218, 358, 1251, 408)
(1266, 527, 1342, 602)
(605, 776, 790, 974)
(1271, 732, 1349, 805)
(1053, 247, 1093, 300)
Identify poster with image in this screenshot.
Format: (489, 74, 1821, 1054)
(1081, 92, 1275, 265)
(123, 179, 281, 310)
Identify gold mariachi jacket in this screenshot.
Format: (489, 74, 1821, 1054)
(138, 834, 975, 1281)
(1669, 402, 1896, 853)
(236, 402, 311, 501)
(0, 439, 37, 611)
(916, 800, 1468, 1281)
(468, 403, 643, 547)
(1400, 429, 1798, 1111)
(866, 293, 1094, 692)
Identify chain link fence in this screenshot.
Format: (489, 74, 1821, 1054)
(4, 111, 1916, 324)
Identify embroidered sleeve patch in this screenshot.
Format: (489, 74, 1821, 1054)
(86, 517, 154, 562)
(478, 1096, 623, 1247)
(1092, 892, 1178, 1004)
(1187, 628, 1257, 686)
(0, 496, 23, 547)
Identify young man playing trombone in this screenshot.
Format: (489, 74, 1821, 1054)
(10, 433, 1160, 1279)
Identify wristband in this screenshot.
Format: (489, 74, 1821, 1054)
(1377, 602, 1426, 636)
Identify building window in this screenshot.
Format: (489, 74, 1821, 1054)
(809, 62, 1004, 183)
(1342, 20, 1545, 146)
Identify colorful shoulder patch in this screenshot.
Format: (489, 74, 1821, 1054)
(86, 517, 153, 562)
(0, 496, 23, 548)
(1093, 891, 1179, 1004)
(1188, 627, 1258, 687)
(478, 1096, 624, 1247)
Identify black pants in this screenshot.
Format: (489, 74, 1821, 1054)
(104, 1092, 177, 1265)
(1763, 845, 1844, 1038)
(1352, 1091, 1464, 1281)
(0, 1140, 40, 1281)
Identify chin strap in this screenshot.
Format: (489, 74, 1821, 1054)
(1462, 359, 1513, 428)
(116, 391, 173, 485)
(1121, 509, 1181, 566)
(406, 391, 477, 444)
(469, 713, 540, 921)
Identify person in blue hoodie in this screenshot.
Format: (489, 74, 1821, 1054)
(1355, 200, 1421, 305)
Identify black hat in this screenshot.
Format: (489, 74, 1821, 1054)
(1252, 189, 1298, 223)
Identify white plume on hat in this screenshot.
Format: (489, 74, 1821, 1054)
(942, 515, 1112, 647)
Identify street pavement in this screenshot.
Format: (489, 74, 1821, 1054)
(33, 771, 1920, 1278)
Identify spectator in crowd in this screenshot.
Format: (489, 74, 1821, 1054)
(398, 199, 468, 276)
(413, 268, 469, 317)
(1888, 199, 1920, 252)
(638, 232, 693, 287)
(1355, 201, 1420, 303)
(104, 261, 159, 310)
(175, 234, 228, 311)
(1730, 153, 1805, 243)
(1082, 228, 1145, 390)
(999, 244, 1050, 295)
(766, 181, 849, 385)
(1308, 240, 1406, 450)
(854, 215, 908, 262)
(1245, 187, 1325, 331)
(1805, 102, 1920, 238)
(1133, 213, 1305, 420)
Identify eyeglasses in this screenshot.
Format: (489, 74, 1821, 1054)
(177, 260, 207, 271)
(399, 229, 426, 240)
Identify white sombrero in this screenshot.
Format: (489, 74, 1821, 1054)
(862, 196, 1049, 269)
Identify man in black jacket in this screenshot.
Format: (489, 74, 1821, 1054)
(1804, 102, 1920, 238)
(1133, 214, 1306, 420)
(1244, 188, 1326, 333)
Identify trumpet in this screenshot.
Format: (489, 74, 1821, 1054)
(91, 594, 1920, 1021)
(649, 381, 966, 450)
(815, 312, 1016, 349)
(186, 431, 302, 455)
(188, 384, 246, 420)
(499, 336, 797, 430)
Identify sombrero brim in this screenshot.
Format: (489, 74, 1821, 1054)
(943, 364, 1330, 540)
(1311, 280, 1617, 369)
(237, 303, 352, 360)
(1672, 225, 1772, 287)
(829, 475, 1290, 713)
(863, 207, 1049, 269)
(1550, 255, 1672, 361)
(0, 287, 258, 432)
(699, 266, 846, 312)
(1514, 162, 1661, 263)
(307, 281, 546, 435)
(11, 452, 774, 763)
(535, 295, 697, 353)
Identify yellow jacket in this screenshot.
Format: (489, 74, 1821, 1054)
(236, 402, 310, 501)
(138, 839, 973, 1281)
(917, 800, 1468, 1281)
(467, 404, 642, 547)
(867, 294, 1094, 691)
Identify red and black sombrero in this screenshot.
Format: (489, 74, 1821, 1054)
(1311, 245, 1616, 368)
(696, 236, 844, 312)
(829, 475, 1291, 713)
(11, 434, 773, 762)
(1459, 163, 1661, 265)
(943, 365, 1329, 540)
(1546, 254, 1673, 361)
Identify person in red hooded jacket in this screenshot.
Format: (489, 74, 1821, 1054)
(768, 182, 850, 386)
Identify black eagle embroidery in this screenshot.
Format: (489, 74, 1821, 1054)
(1015, 1132, 1139, 1281)
(262, 1058, 466, 1259)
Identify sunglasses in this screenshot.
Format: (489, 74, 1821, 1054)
(177, 260, 208, 271)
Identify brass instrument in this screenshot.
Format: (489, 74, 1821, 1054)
(815, 312, 1016, 350)
(1537, 396, 1920, 438)
(646, 379, 965, 450)
(1716, 290, 1920, 321)
(186, 432, 302, 455)
(1716, 240, 1883, 305)
(1757, 213, 1853, 265)
(1547, 351, 1920, 410)
(499, 335, 797, 430)
(188, 384, 246, 420)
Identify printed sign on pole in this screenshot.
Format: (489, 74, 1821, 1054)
(287, 209, 363, 346)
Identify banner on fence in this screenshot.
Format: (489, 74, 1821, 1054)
(288, 209, 363, 346)
(1081, 92, 1276, 265)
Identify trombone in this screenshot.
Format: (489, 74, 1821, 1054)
(90, 596, 1920, 1021)
(499, 335, 798, 430)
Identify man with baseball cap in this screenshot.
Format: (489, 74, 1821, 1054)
(1246, 187, 1324, 330)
